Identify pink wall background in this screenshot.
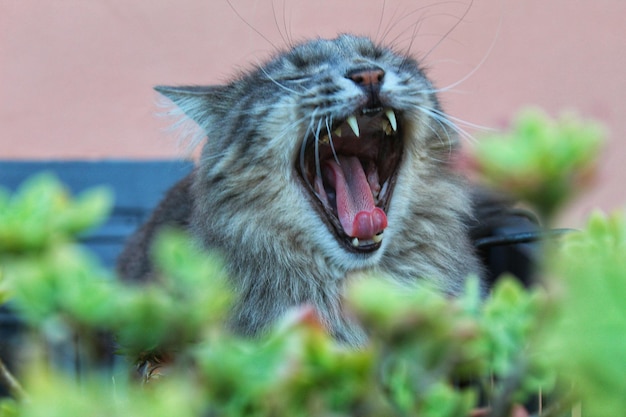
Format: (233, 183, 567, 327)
(1, 0, 625, 226)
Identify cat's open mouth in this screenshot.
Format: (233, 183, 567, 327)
(297, 108, 404, 252)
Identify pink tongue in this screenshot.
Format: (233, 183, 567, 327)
(324, 156, 388, 239)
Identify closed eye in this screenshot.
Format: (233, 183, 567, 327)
(276, 75, 314, 83)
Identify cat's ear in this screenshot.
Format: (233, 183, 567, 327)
(154, 85, 229, 128)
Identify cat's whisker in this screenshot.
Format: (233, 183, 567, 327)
(259, 66, 306, 96)
(324, 115, 340, 166)
(422, 113, 450, 148)
(388, 13, 426, 61)
(424, 0, 503, 96)
(426, 106, 495, 133)
(378, 1, 467, 71)
(314, 118, 324, 184)
(374, 0, 387, 44)
(300, 123, 315, 191)
(417, 104, 476, 144)
(297, 108, 325, 192)
(270, 0, 294, 49)
(377, 1, 439, 48)
(225, 0, 280, 52)
(421, 0, 475, 62)
(417, 108, 455, 157)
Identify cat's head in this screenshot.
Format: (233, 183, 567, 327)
(157, 34, 457, 256)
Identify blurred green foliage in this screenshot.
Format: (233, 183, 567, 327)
(0, 109, 622, 417)
(545, 211, 626, 416)
(0, 173, 112, 254)
(472, 108, 605, 222)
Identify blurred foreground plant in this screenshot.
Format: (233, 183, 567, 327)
(472, 108, 605, 223)
(472, 108, 626, 416)
(0, 173, 547, 417)
(0, 109, 622, 417)
(543, 211, 626, 415)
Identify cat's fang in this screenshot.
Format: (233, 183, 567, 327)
(346, 115, 360, 137)
(351, 237, 360, 247)
(385, 109, 397, 132)
(372, 232, 384, 243)
(379, 180, 390, 201)
(382, 120, 393, 136)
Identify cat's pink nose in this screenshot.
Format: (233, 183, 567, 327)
(347, 68, 385, 88)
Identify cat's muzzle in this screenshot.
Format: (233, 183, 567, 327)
(298, 108, 403, 253)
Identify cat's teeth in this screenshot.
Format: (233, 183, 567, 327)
(351, 234, 383, 247)
(334, 127, 342, 137)
(382, 120, 393, 136)
(346, 115, 360, 137)
(379, 180, 389, 200)
(320, 134, 330, 144)
(385, 109, 397, 132)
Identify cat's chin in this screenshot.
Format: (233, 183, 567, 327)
(296, 107, 404, 253)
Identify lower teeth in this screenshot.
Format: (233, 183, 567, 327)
(351, 232, 384, 248)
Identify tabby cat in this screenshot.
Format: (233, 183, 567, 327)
(117, 34, 484, 347)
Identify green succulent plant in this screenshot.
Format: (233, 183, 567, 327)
(472, 108, 605, 222)
(0, 109, 621, 417)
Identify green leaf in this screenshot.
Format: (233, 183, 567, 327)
(545, 210, 626, 414)
(57, 186, 113, 235)
(473, 108, 605, 222)
(0, 399, 19, 417)
(0, 173, 112, 253)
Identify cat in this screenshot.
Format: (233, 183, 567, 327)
(117, 34, 485, 348)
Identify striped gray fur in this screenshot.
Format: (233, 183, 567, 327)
(117, 35, 483, 347)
